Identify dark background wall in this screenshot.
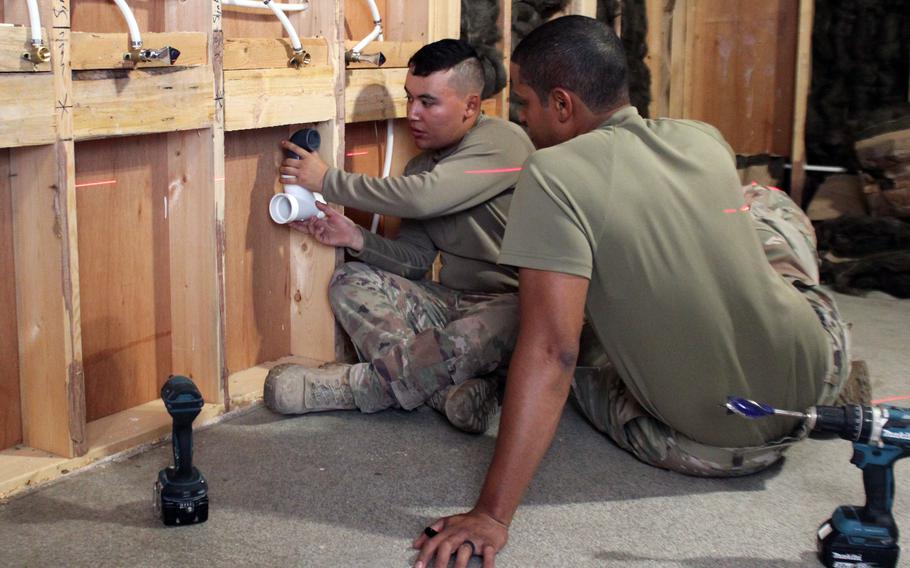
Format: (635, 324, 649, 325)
(807, 0, 910, 168)
(461, 0, 651, 123)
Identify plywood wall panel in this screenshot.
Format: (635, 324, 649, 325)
(72, 0, 165, 34)
(224, 128, 291, 373)
(0, 149, 22, 450)
(344, 0, 388, 41)
(222, 1, 312, 39)
(341, 118, 417, 237)
(71, 0, 208, 35)
(682, 0, 798, 156)
(1, 0, 52, 29)
(75, 136, 173, 422)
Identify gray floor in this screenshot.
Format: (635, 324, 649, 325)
(1, 291, 908, 567)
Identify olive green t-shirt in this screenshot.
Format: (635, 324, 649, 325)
(499, 107, 831, 447)
(322, 115, 534, 292)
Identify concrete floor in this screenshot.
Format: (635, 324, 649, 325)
(0, 291, 908, 567)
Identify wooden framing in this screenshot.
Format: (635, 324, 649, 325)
(0, 24, 50, 71)
(0, 0, 818, 499)
(0, 72, 55, 146)
(71, 32, 208, 70)
(788, 0, 815, 205)
(647, 0, 809, 161)
(0, 0, 338, 498)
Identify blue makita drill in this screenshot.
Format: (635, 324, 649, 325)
(809, 404, 909, 567)
(726, 397, 910, 567)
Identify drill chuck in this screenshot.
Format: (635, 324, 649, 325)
(807, 404, 885, 445)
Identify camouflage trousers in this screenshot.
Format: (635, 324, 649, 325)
(572, 184, 851, 477)
(329, 262, 519, 413)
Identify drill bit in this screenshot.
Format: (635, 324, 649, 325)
(725, 396, 808, 420)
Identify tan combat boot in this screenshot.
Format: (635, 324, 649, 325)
(426, 378, 499, 434)
(263, 363, 362, 414)
(835, 360, 873, 406)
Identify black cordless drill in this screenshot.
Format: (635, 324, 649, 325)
(153, 375, 209, 526)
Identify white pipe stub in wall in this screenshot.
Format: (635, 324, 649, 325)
(270, 128, 327, 224)
(22, 0, 50, 62)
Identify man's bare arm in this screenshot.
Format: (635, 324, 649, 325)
(414, 268, 589, 568)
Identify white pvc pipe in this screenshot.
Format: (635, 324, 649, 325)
(352, 0, 383, 54)
(363, 0, 381, 23)
(264, 0, 303, 52)
(370, 118, 395, 233)
(269, 183, 326, 224)
(25, 0, 42, 45)
(353, 25, 382, 54)
(222, 0, 309, 11)
(111, 0, 142, 48)
(354, 0, 387, 234)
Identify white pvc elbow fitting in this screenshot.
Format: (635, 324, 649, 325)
(269, 180, 326, 224)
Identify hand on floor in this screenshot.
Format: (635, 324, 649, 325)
(412, 509, 508, 568)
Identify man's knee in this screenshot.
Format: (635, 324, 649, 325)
(329, 262, 376, 310)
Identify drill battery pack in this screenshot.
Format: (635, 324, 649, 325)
(154, 466, 209, 526)
(818, 506, 900, 568)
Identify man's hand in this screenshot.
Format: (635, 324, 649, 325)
(289, 201, 365, 250)
(410, 269, 588, 568)
(412, 509, 508, 568)
(280, 139, 329, 191)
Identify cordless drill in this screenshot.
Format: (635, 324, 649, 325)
(726, 396, 909, 568)
(153, 375, 209, 526)
(807, 404, 909, 568)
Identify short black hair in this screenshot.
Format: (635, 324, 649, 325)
(512, 15, 629, 112)
(409, 38, 480, 76)
(408, 39, 489, 97)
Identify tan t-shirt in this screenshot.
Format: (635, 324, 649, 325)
(499, 107, 830, 447)
(323, 115, 534, 292)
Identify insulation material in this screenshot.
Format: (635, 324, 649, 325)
(855, 119, 910, 219)
(506, 0, 650, 122)
(460, 0, 508, 99)
(806, 174, 867, 221)
(601, 0, 650, 117)
(817, 215, 910, 298)
(806, 0, 910, 168)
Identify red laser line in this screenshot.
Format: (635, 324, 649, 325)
(74, 179, 117, 188)
(463, 167, 523, 174)
(872, 395, 910, 405)
(346, 151, 369, 157)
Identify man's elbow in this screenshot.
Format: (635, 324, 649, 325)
(538, 342, 579, 374)
(402, 200, 441, 220)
